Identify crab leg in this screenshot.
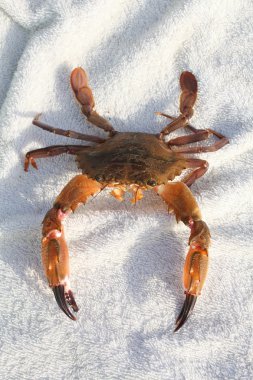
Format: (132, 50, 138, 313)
(183, 158, 209, 187)
(42, 175, 102, 320)
(170, 130, 228, 154)
(32, 113, 106, 143)
(155, 182, 210, 331)
(159, 71, 198, 137)
(70, 67, 116, 136)
(157, 113, 229, 152)
(167, 130, 210, 146)
(155, 112, 176, 120)
(24, 145, 88, 171)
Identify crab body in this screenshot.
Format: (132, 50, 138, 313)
(76, 132, 187, 186)
(24, 67, 228, 331)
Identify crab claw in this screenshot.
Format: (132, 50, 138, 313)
(52, 285, 78, 321)
(174, 220, 210, 332)
(174, 294, 197, 332)
(42, 207, 79, 320)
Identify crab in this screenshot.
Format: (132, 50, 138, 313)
(24, 67, 228, 331)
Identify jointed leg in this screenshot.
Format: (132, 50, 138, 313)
(183, 158, 209, 187)
(157, 71, 198, 137)
(167, 130, 210, 146)
(156, 113, 229, 152)
(24, 145, 89, 171)
(159, 114, 188, 137)
(169, 129, 228, 153)
(42, 175, 102, 320)
(71, 67, 116, 136)
(155, 112, 176, 121)
(155, 182, 210, 331)
(32, 113, 106, 143)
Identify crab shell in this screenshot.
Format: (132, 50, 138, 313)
(76, 132, 187, 187)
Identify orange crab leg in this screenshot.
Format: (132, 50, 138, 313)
(42, 175, 101, 320)
(155, 182, 210, 332)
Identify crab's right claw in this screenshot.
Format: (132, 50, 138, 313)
(42, 207, 79, 320)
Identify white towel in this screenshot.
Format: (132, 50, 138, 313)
(0, 1, 252, 379)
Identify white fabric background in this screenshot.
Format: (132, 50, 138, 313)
(0, 0, 252, 379)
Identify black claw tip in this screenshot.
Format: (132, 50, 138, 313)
(53, 285, 77, 321)
(66, 290, 79, 312)
(174, 294, 197, 332)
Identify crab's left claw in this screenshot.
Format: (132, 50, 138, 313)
(174, 220, 209, 332)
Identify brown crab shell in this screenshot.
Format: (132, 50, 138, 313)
(76, 132, 187, 186)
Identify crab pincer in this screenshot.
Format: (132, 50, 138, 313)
(174, 220, 210, 332)
(42, 207, 79, 320)
(52, 285, 78, 321)
(41, 175, 101, 320)
(155, 183, 210, 332)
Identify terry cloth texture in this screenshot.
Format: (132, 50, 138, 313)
(0, 1, 252, 379)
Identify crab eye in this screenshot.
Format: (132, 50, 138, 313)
(147, 179, 157, 187)
(95, 175, 104, 182)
